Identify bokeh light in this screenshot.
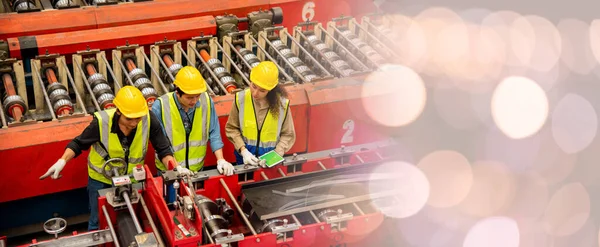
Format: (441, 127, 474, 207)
(491, 76, 549, 139)
(417, 150, 473, 208)
(463, 217, 520, 247)
(361, 64, 427, 127)
(551, 93, 598, 154)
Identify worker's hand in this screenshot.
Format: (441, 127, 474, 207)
(40, 159, 67, 180)
(217, 159, 234, 176)
(241, 149, 260, 166)
(175, 166, 193, 176)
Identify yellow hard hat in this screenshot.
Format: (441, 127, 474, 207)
(113, 86, 149, 118)
(173, 66, 207, 94)
(250, 61, 279, 90)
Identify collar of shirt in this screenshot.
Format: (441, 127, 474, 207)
(173, 94, 200, 114)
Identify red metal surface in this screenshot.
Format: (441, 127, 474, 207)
(304, 78, 389, 152)
(0, 0, 371, 40)
(7, 16, 216, 59)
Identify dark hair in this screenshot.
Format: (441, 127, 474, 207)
(266, 84, 288, 116)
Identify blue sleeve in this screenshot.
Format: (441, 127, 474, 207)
(208, 98, 224, 151)
(151, 99, 167, 135)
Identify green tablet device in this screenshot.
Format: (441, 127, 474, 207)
(259, 150, 285, 168)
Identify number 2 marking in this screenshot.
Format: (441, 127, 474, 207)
(341, 119, 354, 144)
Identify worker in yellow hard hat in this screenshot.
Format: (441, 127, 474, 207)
(152, 66, 234, 176)
(226, 61, 296, 166)
(40, 85, 177, 231)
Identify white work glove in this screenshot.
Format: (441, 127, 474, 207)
(217, 159, 235, 176)
(175, 166, 193, 176)
(241, 149, 260, 166)
(40, 159, 66, 180)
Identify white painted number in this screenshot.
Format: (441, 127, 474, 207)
(341, 119, 355, 144)
(302, 2, 315, 22)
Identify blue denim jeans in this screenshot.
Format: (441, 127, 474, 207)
(87, 177, 111, 231)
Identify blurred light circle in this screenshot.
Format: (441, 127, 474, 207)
(417, 150, 473, 208)
(361, 64, 427, 127)
(551, 93, 598, 154)
(463, 216, 520, 247)
(491, 76, 549, 139)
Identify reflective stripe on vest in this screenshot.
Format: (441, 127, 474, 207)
(87, 108, 149, 184)
(155, 92, 209, 172)
(236, 89, 288, 152)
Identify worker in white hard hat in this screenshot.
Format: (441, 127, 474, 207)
(226, 61, 296, 165)
(39, 86, 180, 231)
(152, 66, 234, 176)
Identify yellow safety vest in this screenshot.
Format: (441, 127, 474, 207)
(155, 92, 210, 172)
(236, 89, 289, 155)
(87, 108, 149, 185)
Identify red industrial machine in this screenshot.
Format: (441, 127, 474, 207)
(0, 0, 402, 245)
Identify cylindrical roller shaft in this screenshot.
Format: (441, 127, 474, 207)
(124, 58, 158, 105)
(160, 54, 182, 89)
(2, 73, 24, 121)
(199, 50, 237, 93)
(45, 68, 73, 116)
(85, 63, 115, 109)
(122, 191, 143, 234)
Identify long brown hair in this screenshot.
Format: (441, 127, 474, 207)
(266, 84, 288, 116)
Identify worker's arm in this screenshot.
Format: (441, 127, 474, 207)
(274, 107, 296, 156)
(148, 111, 175, 165)
(207, 98, 225, 159)
(40, 117, 100, 179)
(225, 97, 246, 152)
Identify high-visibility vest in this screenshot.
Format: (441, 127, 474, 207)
(236, 89, 289, 159)
(155, 92, 210, 172)
(87, 108, 149, 184)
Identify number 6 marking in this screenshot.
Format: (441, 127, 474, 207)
(302, 2, 315, 22)
(341, 119, 354, 144)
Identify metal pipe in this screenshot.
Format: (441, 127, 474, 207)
(277, 168, 286, 177)
(225, 41, 252, 71)
(353, 202, 365, 216)
(292, 214, 301, 226)
(112, 51, 134, 85)
(204, 226, 214, 244)
(151, 49, 175, 82)
(31, 62, 57, 120)
(61, 59, 88, 115)
(310, 210, 320, 223)
(317, 25, 369, 70)
(295, 31, 346, 77)
(327, 24, 380, 67)
(219, 178, 257, 235)
(188, 45, 228, 94)
(364, 21, 400, 51)
(140, 196, 165, 247)
(74, 62, 101, 111)
(247, 35, 296, 83)
(100, 53, 122, 90)
(101, 205, 121, 247)
(261, 171, 269, 180)
(284, 31, 332, 77)
(214, 41, 251, 86)
(352, 19, 399, 58)
(176, 43, 215, 95)
(317, 161, 327, 170)
(257, 34, 309, 83)
(122, 192, 143, 234)
(374, 151, 384, 160)
(142, 50, 169, 93)
(355, 154, 365, 164)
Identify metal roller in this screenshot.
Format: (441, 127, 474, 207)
(12, 0, 35, 12)
(45, 69, 73, 116)
(303, 34, 356, 77)
(195, 195, 233, 240)
(86, 64, 115, 109)
(337, 29, 386, 66)
(52, 0, 74, 8)
(237, 47, 261, 70)
(197, 50, 238, 94)
(269, 39, 318, 83)
(2, 73, 26, 121)
(126, 61, 158, 104)
(160, 54, 182, 91)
